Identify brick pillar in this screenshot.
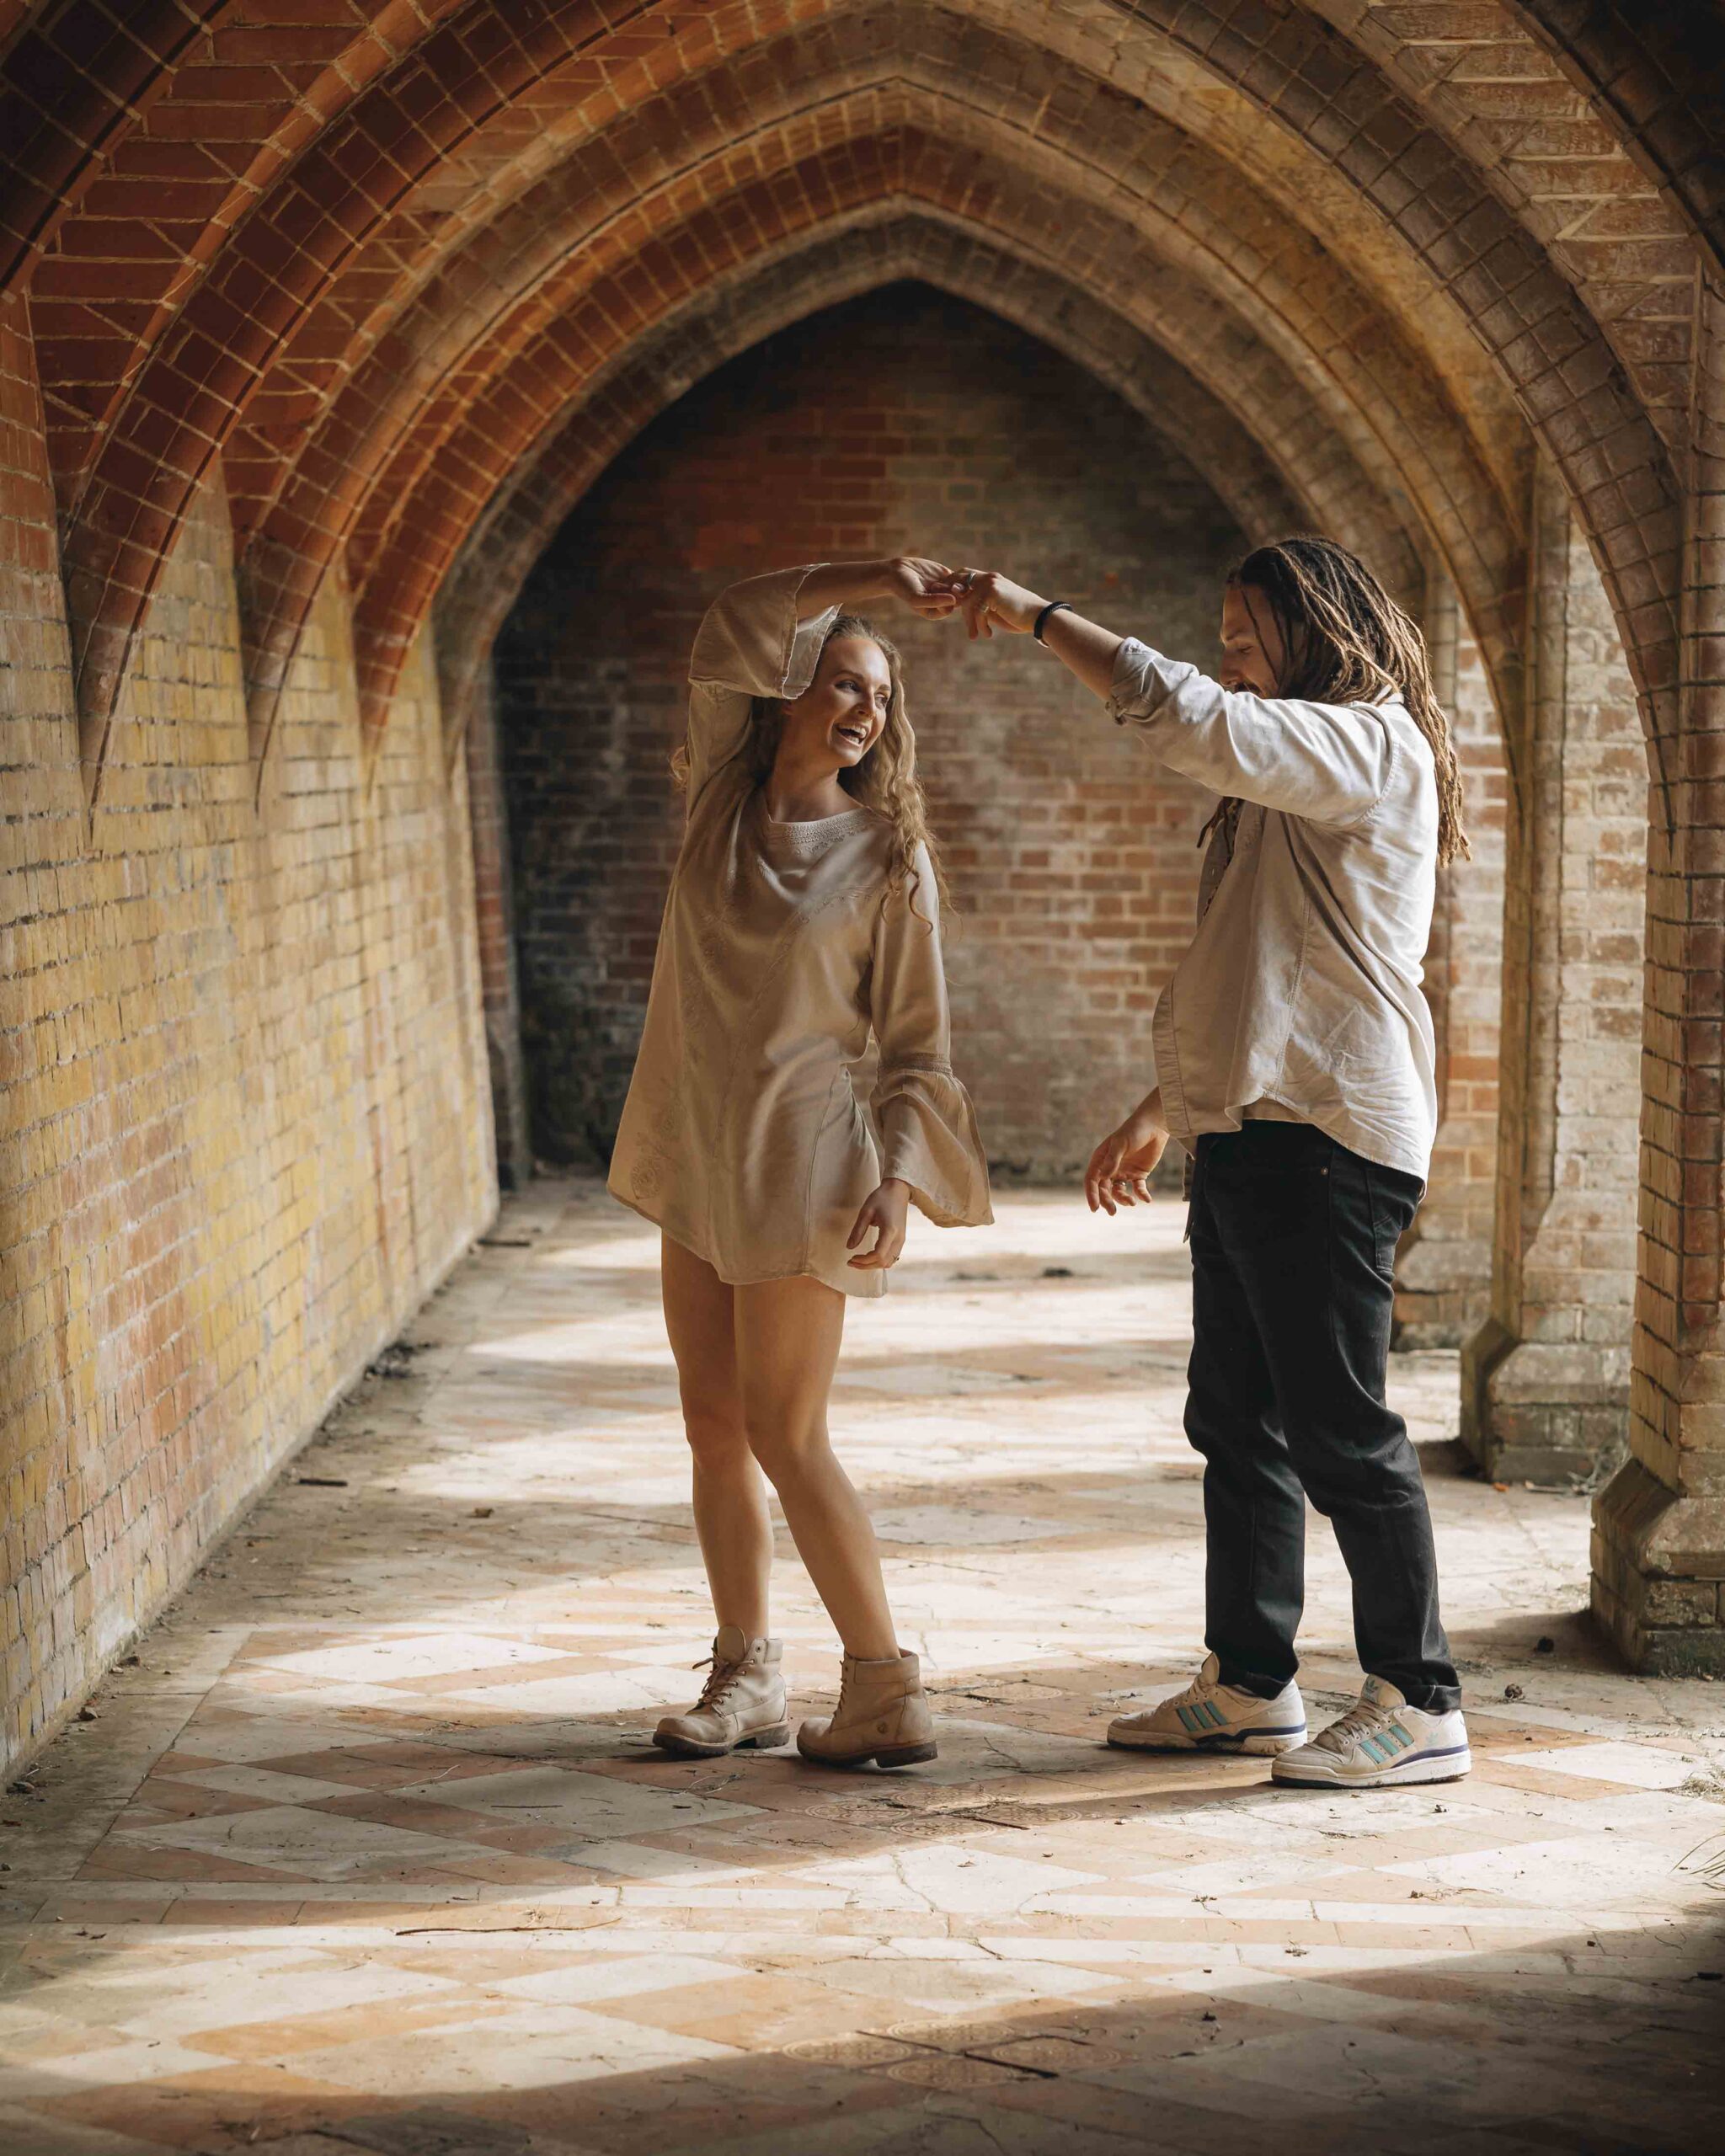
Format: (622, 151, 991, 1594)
(1593, 281, 1725, 1672)
(1461, 452, 1646, 1483)
(463, 665, 531, 1190)
(1394, 573, 1506, 1347)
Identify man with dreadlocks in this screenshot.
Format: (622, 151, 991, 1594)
(954, 538, 1471, 1790)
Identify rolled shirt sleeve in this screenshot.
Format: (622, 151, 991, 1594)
(683, 567, 840, 803)
(1106, 638, 1400, 827)
(868, 843, 993, 1230)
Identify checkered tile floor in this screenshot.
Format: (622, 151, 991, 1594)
(3, 1180, 1723, 2154)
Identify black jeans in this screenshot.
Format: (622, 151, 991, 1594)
(1185, 1120, 1461, 1714)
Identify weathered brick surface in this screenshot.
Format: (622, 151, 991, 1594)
(494, 288, 1248, 1177)
(1393, 575, 1507, 1348)
(0, 294, 494, 1776)
(8, 0, 1690, 800)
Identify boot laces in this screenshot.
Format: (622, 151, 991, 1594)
(692, 1653, 745, 1712)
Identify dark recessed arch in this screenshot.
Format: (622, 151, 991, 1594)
(432, 215, 1428, 775)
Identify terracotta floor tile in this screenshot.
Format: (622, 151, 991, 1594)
(180, 1993, 510, 2060)
(36, 2063, 377, 2146)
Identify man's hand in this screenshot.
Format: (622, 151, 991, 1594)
(1085, 1097, 1170, 1216)
(847, 1177, 911, 1268)
(953, 569, 1047, 640)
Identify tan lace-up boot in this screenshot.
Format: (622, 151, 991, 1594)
(796, 1649, 937, 1769)
(653, 1625, 789, 1759)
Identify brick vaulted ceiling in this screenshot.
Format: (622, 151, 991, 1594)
(2, 1, 1719, 798)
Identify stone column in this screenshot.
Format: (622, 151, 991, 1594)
(462, 665, 532, 1191)
(1461, 452, 1646, 1483)
(1394, 574, 1506, 1348)
(1593, 277, 1725, 1673)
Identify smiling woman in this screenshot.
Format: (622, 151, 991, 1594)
(604, 557, 994, 1773)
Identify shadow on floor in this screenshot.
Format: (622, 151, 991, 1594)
(18, 1902, 1725, 2154)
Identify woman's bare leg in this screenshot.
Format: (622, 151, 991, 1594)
(734, 1274, 899, 1662)
(660, 1235, 772, 1638)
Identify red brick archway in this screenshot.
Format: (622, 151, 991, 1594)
(4, 0, 1692, 777)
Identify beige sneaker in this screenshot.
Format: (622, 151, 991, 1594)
(1108, 1652, 1306, 1754)
(653, 1625, 789, 1759)
(796, 1649, 937, 1769)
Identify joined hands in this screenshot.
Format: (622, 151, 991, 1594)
(878, 558, 1047, 638)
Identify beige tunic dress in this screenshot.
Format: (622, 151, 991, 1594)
(607, 567, 993, 1298)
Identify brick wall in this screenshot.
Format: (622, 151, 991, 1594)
(494, 285, 1251, 1182)
(0, 296, 495, 1775)
(1394, 579, 1509, 1347)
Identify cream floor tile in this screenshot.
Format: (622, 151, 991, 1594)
(1511, 1738, 1718, 1788)
(286, 1999, 734, 2095)
(0, 2032, 238, 2101)
(488, 1951, 745, 2004)
(109, 1803, 482, 1881)
(800, 1844, 1107, 1918)
(387, 1764, 761, 1839)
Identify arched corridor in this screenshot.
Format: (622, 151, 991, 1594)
(6, 0, 1725, 2136)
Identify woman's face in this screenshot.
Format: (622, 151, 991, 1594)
(1220, 584, 1285, 696)
(779, 635, 893, 770)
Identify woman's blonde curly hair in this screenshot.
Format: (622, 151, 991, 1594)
(676, 611, 949, 926)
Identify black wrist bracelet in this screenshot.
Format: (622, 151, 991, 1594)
(1033, 600, 1073, 643)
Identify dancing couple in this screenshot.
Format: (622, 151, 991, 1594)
(607, 540, 1471, 1791)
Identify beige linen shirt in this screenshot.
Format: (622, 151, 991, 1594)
(1106, 639, 1439, 1182)
(607, 568, 992, 1297)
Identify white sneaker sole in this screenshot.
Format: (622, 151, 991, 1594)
(1108, 1724, 1307, 1756)
(1271, 1745, 1471, 1789)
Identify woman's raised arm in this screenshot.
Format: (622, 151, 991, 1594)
(681, 559, 963, 804)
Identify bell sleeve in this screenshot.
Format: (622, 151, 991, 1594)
(682, 566, 841, 806)
(868, 843, 994, 1230)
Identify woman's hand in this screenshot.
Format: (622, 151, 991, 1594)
(953, 569, 1046, 640)
(1085, 1097, 1170, 1216)
(847, 1177, 911, 1268)
(883, 557, 967, 618)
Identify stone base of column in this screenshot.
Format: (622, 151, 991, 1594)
(1461, 1319, 1629, 1485)
(1393, 1233, 1491, 1349)
(1592, 1460, 1725, 1673)
(485, 1017, 532, 1192)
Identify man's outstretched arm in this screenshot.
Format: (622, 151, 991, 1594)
(954, 570, 1121, 696)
